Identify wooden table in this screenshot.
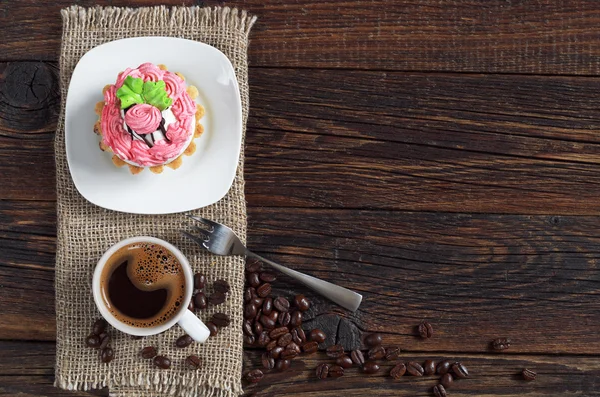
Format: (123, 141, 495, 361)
(2, 1, 600, 396)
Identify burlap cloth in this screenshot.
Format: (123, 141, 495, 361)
(54, 6, 256, 397)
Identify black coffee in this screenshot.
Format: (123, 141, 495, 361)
(100, 242, 186, 328)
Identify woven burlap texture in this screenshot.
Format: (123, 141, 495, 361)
(55, 6, 256, 397)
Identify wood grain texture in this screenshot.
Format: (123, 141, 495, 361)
(4, 1, 600, 74)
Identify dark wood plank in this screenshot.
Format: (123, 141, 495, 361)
(3, 1, 600, 75)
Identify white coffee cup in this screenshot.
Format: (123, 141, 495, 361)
(92, 236, 210, 342)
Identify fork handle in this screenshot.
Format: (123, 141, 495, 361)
(246, 251, 363, 312)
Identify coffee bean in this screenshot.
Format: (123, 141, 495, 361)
(243, 320, 254, 336)
(302, 341, 318, 354)
(257, 283, 272, 298)
(243, 334, 255, 345)
(211, 313, 231, 327)
(246, 259, 261, 273)
(492, 338, 511, 350)
(277, 333, 293, 347)
(275, 359, 291, 372)
(522, 368, 536, 381)
(253, 321, 263, 335)
(270, 346, 285, 359)
(418, 321, 433, 338)
(437, 360, 452, 375)
(440, 373, 453, 388)
(433, 384, 447, 397)
(273, 297, 290, 312)
(92, 318, 107, 336)
(452, 362, 469, 378)
(316, 363, 330, 380)
(213, 279, 230, 294)
(206, 322, 218, 337)
(261, 352, 275, 370)
(329, 365, 344, 378)
(259, 272, 277, 283)
(350, 350, 365, 366)
(291, 327, 306, 345)
(193, 292, 208, 309)
(248, 273, 261, 288)
(290, 311, 302, 327)
(266, 339, 278, 351)
(99, 333, 111, 350)
(406, 361, 424, 376)
(185, 355, 201, 370)
(382, 346, 400, 360)
(208, 291, 226, 306)
(278, 312, 291, 327)
(246, 369, 264, 383)
(141, 346, 157, 359)
(255, 308, 263, 324)
(335, 355, 354, 369)
(390, 363, 406, 379)
(85, 333, 101, 348)
(176, 334, 193, 348)
(194, 273, 206, 290)
(262, 297, 273, 315)
(153, 355, 171, 369)
(288, 341, 301, 352)
(244, 288, 254, 303)
(259, 314, 276, 329)
(100, 347, 114, 363)
(310, 329, 326, 343)
(294, 294, 310, 311)
(423, 359, 436, 375)
(364, 333, 383, 347)
(281, 347, 299, 360)
(269, 326, 288, 339)
(244, 303, 258, 319)
(326, 344, 345, 358)
(188, 299, 195, 311)
(257, 331, 271, 347)
(267, 310, 279, 323)
(363, 361, 380, 374)
(368, 346, 386, 360)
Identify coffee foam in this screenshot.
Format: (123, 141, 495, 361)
(100, 242, 186, 328)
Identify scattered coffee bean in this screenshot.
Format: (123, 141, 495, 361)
(335, 355, 354, 369)
(275, 359, 291, 372)
(433, 384, 447, 397)
(194, 292, 208, 310)
(278, 312, 291, 327)
(364, 333, 383, 347)
(316, 363, 330, 380)
(175, 334, 193, 348)
(92, 319, 107, 336)
(423, 359, 436, 375)
(259, 314, 276, 329)
(185, 355, 201, 370)
(246, 260, 261, 273)
(262, 297, 273, 315)
(270, 346, 284, 359)
(206, 322, 218, 337)
(326, 344, 345, 358)
(243, 320, 254, 336)
(350, 350, 365, 366)
(244, 303, 258, 319)
(440, 373, 453, 388)
(418, 321, 433, 338)
(85, 333, 101, 348)
(290, 311, 303, 327)
(267, 310, 279, 323)
(288, 342, 301, 353)
(492, 338, 511, 351)
(248, 273, 261, 287)
(310, 329, 326, 343)
(257, 283, 272, 298)
(153, 355, 171, 369)
(211, 313, 231, 327)
(302, 341, 318, 354)
(281, 347, 299, 359)
(188, 299, 195, 311)
(452, 362, 469, 378)
(243, 334, 255, 345)
(270, 327, 289, 339)
(209, 291, 226, 306)
(141, 346, 157, 359)
(251, 297, 264, 308)
(278, 333, 293, 347)
(522, 368, 536, 381)
(261, 352, 275, 370)
(291, 327, 306, 345)
(390, 362, 406, 379)
(244, 288, 254, 303)
(246, 369, 264, 383)
(213, 279, 230, 294)
(294, 294, 310, 311)
(99, 333, 111, 350)
(406, 361, 424, 376)
(368, 346, 386, 360)
(273, 297, 290, 312)
(363, 361, 380, 374)
(329, 365, 344, 378)
(437, 360, 452, 375)
(266, 339, 278, 351)
(260, 272, 276, 283)
(100, 347, 114, 363)
(194, 273, 206, 290)
(257, 331, 271, 347)
(385, 346, 401, 360)
(253, 321, 263, 335)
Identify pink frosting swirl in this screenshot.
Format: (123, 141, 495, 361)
(124, 104, 161, 134)
(101, 63, 196, 167)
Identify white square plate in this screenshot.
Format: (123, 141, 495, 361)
(65, 37, 242, 214)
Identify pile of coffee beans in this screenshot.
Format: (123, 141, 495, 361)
(84, 318, 114, 363)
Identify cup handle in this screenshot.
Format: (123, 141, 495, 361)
(178, 310, 210, 342)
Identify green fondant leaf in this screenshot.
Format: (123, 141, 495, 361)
(116, 76, 144, 109)
(142, 80, 173, 111)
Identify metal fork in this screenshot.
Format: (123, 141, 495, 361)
(182, 215, 363, 312)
